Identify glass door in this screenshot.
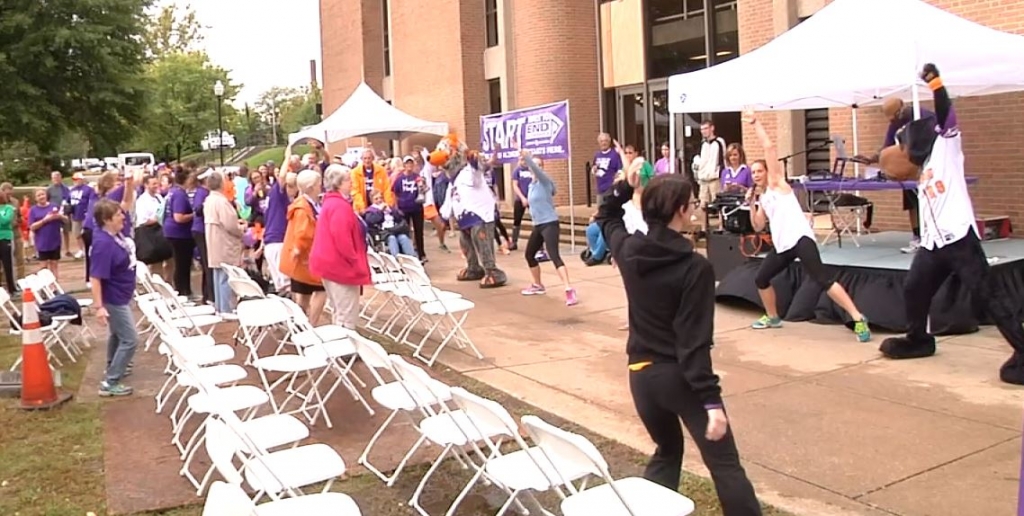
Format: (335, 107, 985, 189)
(617, 87, 646, 152)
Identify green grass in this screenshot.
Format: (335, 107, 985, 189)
(243, 145, 318, 169)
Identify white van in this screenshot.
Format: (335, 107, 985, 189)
(118, 152, 156, 180)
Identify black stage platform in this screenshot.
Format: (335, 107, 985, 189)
(715, 231, 1024, 334)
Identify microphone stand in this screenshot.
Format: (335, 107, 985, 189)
(778, 140, 833, 182)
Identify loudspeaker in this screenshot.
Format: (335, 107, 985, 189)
(707, 231, 750, 281)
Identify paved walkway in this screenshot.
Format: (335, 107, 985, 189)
(411, 242, 1022, 516)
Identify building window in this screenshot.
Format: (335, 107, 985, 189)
(383, 0, 391, 76)
(713, 0, 738, 63)
(486, 0, 499, 48)
(647, 1, 707, 79)
(795, 16, 831, 174)
(488, 79, 502, 114)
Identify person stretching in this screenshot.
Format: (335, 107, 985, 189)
(878, 64, 1024, 385)
(744, 109, 870, 342)
(519, 149, 578, 306)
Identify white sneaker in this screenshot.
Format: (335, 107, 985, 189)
(217, 312, 239, 321)
(73, 250, 84, 259)
(85, 281, 92, 288)
(900, 239, 921, 254)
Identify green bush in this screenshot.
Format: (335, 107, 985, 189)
(0, 158, 50, 186)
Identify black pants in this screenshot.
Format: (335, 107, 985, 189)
(0, 239, 14, 292)
(193, 231, 214, 304)
(167, 236, 195, 297)
(407, 207, 426, 259)
(629, 363, 761, 515)
(512, 199, 527, 228)
(493, 207, 509, 245)
(755, 236, 835, 290)
(81, 228, 93, 282)
(525, 221, 564, 268)
(905, 231, 1024, 351)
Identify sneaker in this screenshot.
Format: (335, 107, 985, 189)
(565, 288, 578, 306)
(751, 315, 783, 329)
(853, 318, 871, 342)
(900, 238, 920, 254)
(439, 244, 451, 253)
(521, 284, 546, 296)
(73, 250, 84, 259)
(217, 312, 239, 321)
(99, 381, 133, 397)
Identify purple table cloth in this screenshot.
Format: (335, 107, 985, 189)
(795, 176, 979, 191)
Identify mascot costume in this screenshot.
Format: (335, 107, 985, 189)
(431, 134, 508, 288)
(878, 63, 1024, 385)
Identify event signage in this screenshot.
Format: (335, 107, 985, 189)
(480, 101, 569, 164)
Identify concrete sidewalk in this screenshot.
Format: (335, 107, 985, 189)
(411, 243, 1022, 516)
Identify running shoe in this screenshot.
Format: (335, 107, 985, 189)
(565, 288, 578, 306)
(900, 238, 920, 254)
(853, 317, 871, 343)
(99, 381, 133, 397)
(439, 243, 451, 253)
(521, 284, 546, 296)
(751, 315, 783, 329)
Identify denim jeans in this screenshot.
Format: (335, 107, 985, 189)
(105, 303, 137, 384)
(586, 222, 608, 261)
(387, 233, 416, 257)
(212, 268, 234, 314)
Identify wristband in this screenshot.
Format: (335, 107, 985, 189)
(927, 77, 943, 91)
(704, 403, 723, 411)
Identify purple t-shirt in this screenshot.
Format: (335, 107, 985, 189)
(88, 229, 136, 306)
(655, 157, 673, 175)
(29, 204, 63, 252)
(511, 166, 533, 199)
(70, 184, 94, 221)
(82, 186, 130, 236)
(263, 182, 290, 244)
(191, 186, 209, 234)
(593, 149, 623, 194)
(393, 173, 421, 214)
(162, 186, 193, 240)
(720, 165, 753, 190)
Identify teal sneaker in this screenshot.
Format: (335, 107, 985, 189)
(853, 318, 871, 343)
(752, 315, 783, 329)
(99, 381, 133, 397)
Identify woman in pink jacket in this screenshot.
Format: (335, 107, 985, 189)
(309, 164, 372, 329)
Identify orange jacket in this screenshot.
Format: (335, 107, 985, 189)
(278, 196, 321, 286)
(350, 163, 394, 213)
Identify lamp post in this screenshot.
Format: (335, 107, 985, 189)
(214, 80, 225, 166)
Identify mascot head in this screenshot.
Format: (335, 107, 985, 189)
(879, 116, 939, 181)
(429, 133, 470, 178)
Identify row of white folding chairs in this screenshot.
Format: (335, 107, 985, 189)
(361, 249, 482, 367)
(0, 285, 78, 371)
(157, 321, 361, 514)
(344, 329, 695, 516)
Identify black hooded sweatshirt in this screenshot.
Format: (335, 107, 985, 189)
(596, 182, 723, 409)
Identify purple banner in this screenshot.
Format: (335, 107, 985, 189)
(480, 101, 570, 164)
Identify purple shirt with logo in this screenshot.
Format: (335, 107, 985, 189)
(163, 186, 193, 240)
(89, 229, 136, 306)
(393, 173, 422, 214)
(593, 149, 623, 194)
(70, 184, 94, 221)
(83, 185, 130, 236)
(720, 165, 753, 190)
(511, 166, 533, 199)
(191, 186, 209, 234)
(263, 182, 290, 244)
(29, 204, 63, 252)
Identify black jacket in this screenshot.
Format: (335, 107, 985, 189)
(596, 182, 723, 408)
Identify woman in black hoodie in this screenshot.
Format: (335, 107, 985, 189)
(596, 173, 761, 515)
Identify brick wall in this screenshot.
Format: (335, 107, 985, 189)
(740, 0, 1024, 231)
(511, 0, 601, 206)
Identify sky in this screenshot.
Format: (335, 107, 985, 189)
(160, 0, 323, 107)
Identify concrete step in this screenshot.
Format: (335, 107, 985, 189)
(497, 208, 589, 247)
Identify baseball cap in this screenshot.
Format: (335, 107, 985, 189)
(402, 155, 415, 163)
(197, 168, 215, 180)
(72, 172, 84, 180)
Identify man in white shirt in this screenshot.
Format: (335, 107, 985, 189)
(134, 175, 173, 281)
(878, 63, 1024, 386)
(695, 120, 725, 236)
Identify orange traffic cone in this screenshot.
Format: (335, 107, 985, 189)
(19, 288, 72, 410)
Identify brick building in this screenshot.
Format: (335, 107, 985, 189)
(320, 0, 1024, 229)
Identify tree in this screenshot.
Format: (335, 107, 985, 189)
(143, 3, 205, 58)
(0, 0, 151, 153)
(255, 85, 323, 141)
(136, 52, 238, 160)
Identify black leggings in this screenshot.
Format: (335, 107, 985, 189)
(493, 207, 509, 245)
(81, 228, 93, 282)
(525, 221, 564, 268)
(407, 207, 426, 259)
(0, 240, 14, 292)
(193, 231, 214, 304)
(512, 199, 526, 227)
(754, 236, 834, 290)
(905, 231, 1024, 350)
(629, 363, 762, 515)
(167, 236, 195, 297)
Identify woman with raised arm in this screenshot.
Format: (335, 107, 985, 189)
(744, 110, 870, 342)
(595, 173, 761, 514)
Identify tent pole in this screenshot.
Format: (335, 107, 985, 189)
(852, 107, 863, 235)
(669, 113, 676, 174)
(566, 99, 576, 253)
(911, 83, 922, 120)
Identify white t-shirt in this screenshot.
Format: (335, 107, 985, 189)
(623, 201, 648, 235)
(760, 188, 814, 253)
(917, 131, 978, 250)
(441, 165, 496, 228)
(134, 191, 163, 228)
(697, 137, 725, 182)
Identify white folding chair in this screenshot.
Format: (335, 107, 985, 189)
(202, 481, 362, 516)
(389, 355, 507, 516)
(15, 276, 83, 361)
(151, 279, 223, 335)
(521, 415, 696, 516)
(399, 265, 481, 367)
(31, 269, 97, 345)
(2, 287, 69, 371)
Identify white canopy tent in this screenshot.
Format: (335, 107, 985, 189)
(288, 82, 449, 145)
(667, 0, 1024, 114)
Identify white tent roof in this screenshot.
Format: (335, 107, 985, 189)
(668, 0, 1024, 113)
(288, 82, 449, 145)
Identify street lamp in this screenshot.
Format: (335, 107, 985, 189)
(213, 80, 225, 166)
